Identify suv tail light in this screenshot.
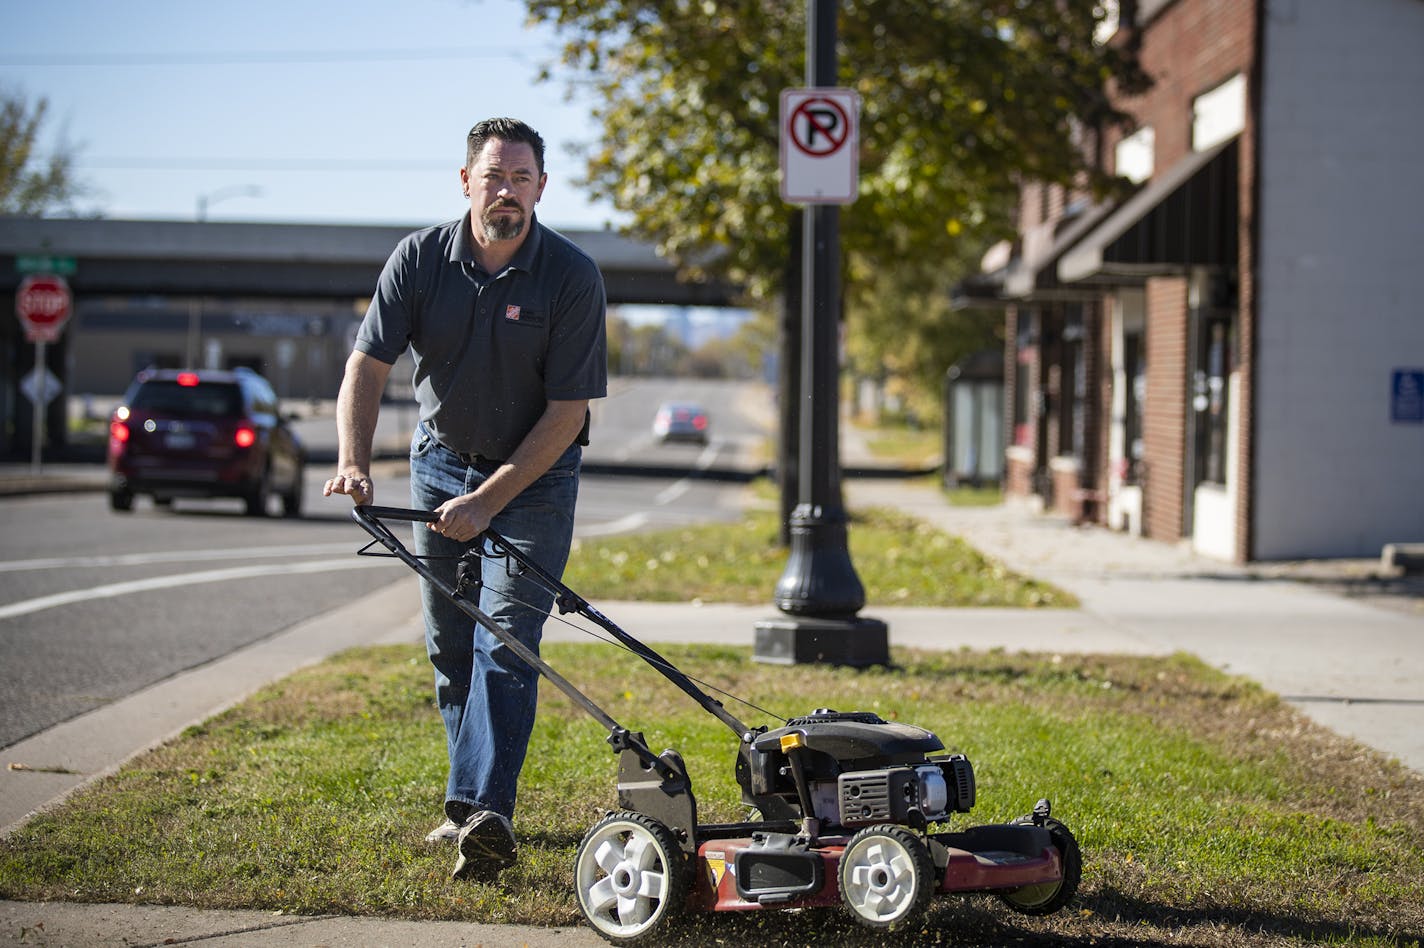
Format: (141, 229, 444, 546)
(110, 420, 131, 444)
(234, 425, 257, 448)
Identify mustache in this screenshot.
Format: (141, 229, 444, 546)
(489, 198, 523, 212)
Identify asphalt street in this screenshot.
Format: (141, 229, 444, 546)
(1, 402, 1421, 945)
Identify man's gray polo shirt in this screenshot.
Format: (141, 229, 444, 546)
(355, 214, 608, 461)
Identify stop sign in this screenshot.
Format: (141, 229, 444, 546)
(15, 274, 73, 343)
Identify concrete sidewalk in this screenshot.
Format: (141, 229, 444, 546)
(3, 471, 1423, 944)
(847, 481, 1424, 774)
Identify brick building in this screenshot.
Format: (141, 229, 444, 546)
(989, 0, 1424, 561)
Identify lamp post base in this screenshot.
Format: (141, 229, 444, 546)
(752, 615, 889, 667)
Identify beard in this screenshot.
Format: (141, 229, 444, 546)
(480, 201, 527, 241)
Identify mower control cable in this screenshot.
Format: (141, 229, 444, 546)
(351, 505, 683, 779)
(351, 511, 785, 730)
(472, 527, 785, 738)
(350, 506, 781, 773)
(475, 579, 789, 729)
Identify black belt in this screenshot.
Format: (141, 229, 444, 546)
(455, 451, 505, 470)
(434, 437, 505, 470)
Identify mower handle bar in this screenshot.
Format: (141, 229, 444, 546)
(350, 504, 754, 746)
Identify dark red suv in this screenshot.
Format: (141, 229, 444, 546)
(107, 367, 306, 517)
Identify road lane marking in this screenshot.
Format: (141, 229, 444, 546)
(0, 558, 395, 622)
(654, 480, 691, 505)
(0, 543, 357, 574)
(652, 441, 721, 506)
(577, 513, 650, 537)
(590, 445, 722, 535)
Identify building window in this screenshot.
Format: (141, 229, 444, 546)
(1093, 0, 1120, 46)
(1123, 328, 1145, 485)
(1013, 310, 1036, 447)
(1193, 73, 1246, 152)
(1116, 126, 1155, 184)
(1060, 307, 1085, 459)
(1192, 311, 1234, 487)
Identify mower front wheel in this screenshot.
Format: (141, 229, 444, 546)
(574, 811, 687, 944)
(838, 824, 935, 930)
(997, 816, 1082, 916)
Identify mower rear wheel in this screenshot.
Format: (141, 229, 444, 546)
(998, 816, 1082, 916)
(574, 811, 687, 944)
(838, 824, 935, 930)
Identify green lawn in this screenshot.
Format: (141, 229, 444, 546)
(2, 641, 1420, 947)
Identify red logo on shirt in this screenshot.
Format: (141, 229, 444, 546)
(505, 305, 521, 321)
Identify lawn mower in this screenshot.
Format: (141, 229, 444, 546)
(352, 505, 1081, 944)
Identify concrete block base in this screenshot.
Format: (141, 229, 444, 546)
(752, 614, 890, 667)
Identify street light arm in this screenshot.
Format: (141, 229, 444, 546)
(195, 184, 262, 221)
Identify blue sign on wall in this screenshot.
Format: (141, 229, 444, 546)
(1392, 369, 1424, 423)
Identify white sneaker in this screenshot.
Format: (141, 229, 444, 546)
(424, 818, 460, 844)
(451, 810, 517, 881)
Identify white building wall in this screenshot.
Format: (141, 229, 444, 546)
(1254, 0, 1424, 558)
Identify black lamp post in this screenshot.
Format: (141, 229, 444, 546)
(754, 0, 888, 667)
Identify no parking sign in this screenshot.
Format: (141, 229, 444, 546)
(780, 88, 860, 204)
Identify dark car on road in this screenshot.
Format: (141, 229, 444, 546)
(652, 402, 710, 445)
(106, 367, 305, 517)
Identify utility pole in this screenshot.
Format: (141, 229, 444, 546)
(755, 0, 888, 667)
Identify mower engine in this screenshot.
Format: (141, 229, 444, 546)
(737, 709, 975, 831)
(833, 755, 975, 827)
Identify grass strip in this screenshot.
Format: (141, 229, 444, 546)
(2, 642, 1421, 946)
(563, 504, 1075, 608)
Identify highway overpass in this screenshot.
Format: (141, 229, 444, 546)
(0, 217, 735, 305)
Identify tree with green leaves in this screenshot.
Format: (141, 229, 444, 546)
(843, 248, 1003, 423)
(1, 88, 83, 216)
(528, 0, 1145, 409)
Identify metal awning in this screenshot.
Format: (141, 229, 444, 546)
(1058, 136, 1239, 284)
(950, 268, 1008, 309)
(1003, 201, 1116, 300)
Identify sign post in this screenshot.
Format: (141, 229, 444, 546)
(757, 0, 888, 668)
(15, 274, 74, 473)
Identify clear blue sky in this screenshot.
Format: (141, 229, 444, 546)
(1, 0, 620, 229)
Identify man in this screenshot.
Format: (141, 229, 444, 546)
(324, 117, 607, 881)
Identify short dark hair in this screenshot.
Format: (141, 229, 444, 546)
(466, 118, 546, 175)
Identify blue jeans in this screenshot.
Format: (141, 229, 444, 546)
(408, 421, 580, 822)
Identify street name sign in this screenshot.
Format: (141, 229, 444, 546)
(15, 254, 77, 276)
(780, 87, 860, 204)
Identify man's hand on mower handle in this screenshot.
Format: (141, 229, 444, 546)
(430, 492, 495, 543)
(323, 471, 374, 506)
